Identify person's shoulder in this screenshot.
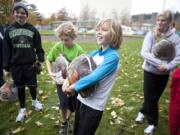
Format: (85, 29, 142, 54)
(53, 42, 63, 48)
(167, 30, 180, 44)
(25, 23, 34, 28)
(73, 43, 83, 49)
(106, 48, 119, 59)
(6, 23, 14, 30)
(73, 43, 80, 47)
(146, 31, 154, 37)
(25, 23, 39, 31)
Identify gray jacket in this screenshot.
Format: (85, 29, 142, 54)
(141, 28, 180, 75)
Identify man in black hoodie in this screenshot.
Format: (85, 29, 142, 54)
(3, 2, 45, 122)
(0, 25, 5, 87)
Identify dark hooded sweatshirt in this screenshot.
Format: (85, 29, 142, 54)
(3, 22, 44, 71)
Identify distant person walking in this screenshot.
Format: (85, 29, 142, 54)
(135, 10, 180, 135)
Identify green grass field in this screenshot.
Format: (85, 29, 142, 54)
(0, 40, 170, 135)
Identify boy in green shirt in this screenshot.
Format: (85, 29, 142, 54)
(46, 22, 84, 135)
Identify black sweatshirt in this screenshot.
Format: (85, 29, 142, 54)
(0, 25, 4, 66)
(3, 22, 45, 71)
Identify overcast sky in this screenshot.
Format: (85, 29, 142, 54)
(27, 0, 180, 17)
(131, 0, 180, 15)
(28, 0, 80, 17)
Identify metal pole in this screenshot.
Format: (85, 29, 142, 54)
(163, 0, 166, 10)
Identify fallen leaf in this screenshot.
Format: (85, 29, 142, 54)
(12, 127, 25, 134)
(35, 121, 43, 127)
(50, 117, 55, 120)
(51, 106, 59, 111)
(44, 114, 50, 118)
(110, 111, 117, 118)
(25, 118, 31, 124)
(38, 90, 43, 95)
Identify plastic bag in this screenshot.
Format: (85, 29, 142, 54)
(54, 54, 69, 84)
(152, 39, 175, 62)
(0, 82, 18, 102)
(67, 54, 97, 98)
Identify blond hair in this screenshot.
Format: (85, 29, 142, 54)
(54, 22, 77, 40)
(95, 18, 123, 49)
(157, 10, 173, 25)
(154, 10, 173, 42)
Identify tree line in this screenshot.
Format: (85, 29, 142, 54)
(131, 12, 180, 30)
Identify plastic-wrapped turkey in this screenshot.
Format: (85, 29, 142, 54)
(67, 54, 97, 98)
(152, 39, 175, 62)
(0, 82, 18, 102)
(54, 54, 69, 84)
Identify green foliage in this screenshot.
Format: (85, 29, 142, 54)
(0, 40, 170, 135)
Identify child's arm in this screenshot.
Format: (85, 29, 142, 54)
(34, 29, 45, 63)
(2, 30, 11, 72)
(74, 53, 119, 92)
(46, 59, 56, 81)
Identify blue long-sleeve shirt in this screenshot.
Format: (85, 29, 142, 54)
(75, 47, 120, 111)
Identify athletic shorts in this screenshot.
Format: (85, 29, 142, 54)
(11, 64, 37, 88)
(56, 84, 77, 112)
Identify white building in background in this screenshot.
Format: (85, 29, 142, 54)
(80, 0, 132, 18)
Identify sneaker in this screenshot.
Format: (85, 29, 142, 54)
(144, 125, 155, 135)
(32, 99, 43, 111)
(59, 123, 68, 135)
(16, 108, 26, 122)
(135, 112, 145, 123)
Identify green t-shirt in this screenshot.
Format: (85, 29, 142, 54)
(47, 42, 84, 62)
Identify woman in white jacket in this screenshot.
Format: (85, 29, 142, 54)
(135, 10, 180, 135)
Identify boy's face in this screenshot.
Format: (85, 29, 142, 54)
(14, 8, 28, 25)
(96, 22, 111, 46)
(60, 36, 74, 48)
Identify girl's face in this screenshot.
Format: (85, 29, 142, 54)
(60, 36, 74, 48)
(96, 22, 111, 48)
(156, 16, 169, 32)
(14, 8, 28, 25)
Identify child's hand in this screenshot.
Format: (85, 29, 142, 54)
(65, 84, 75, 97)
(4, 70, 11, 80)
(157, 64, 168, 72)
(62, 79, 69, 92)
(62, 79, 75, 96)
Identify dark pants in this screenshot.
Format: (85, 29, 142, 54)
(0, 66, 4, 87)
(169, 68, 180, 135)
(140, 70, 169, 125)
(73, 100, 103, 135)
